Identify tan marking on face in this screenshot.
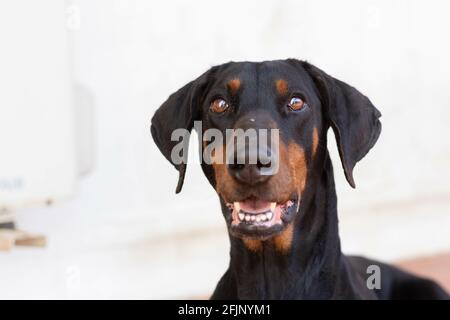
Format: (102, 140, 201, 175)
(227, 78, 241, 95)
(276, 79, 288, 96)
(287, 142, 307, 194)
(211, 144, 235, 200)
(312, 127, 319, 158)
(273, 142, 306, 253)
(213, 162, 234, 197)
(273, 223, 294, 253)
(243, 238, 262, 252)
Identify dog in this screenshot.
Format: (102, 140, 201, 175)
(151, 59, 449, 299)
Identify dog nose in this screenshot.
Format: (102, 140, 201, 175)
(228, 147, 274, 185)
(227, 114, 278, 185)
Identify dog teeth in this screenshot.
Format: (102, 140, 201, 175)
(239, 211, 274, 223)
(234, 202, 241, 212)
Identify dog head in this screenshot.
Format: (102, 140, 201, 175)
(151, 59, 381, 243)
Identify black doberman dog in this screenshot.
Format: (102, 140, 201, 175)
(151, 59, 449, 299)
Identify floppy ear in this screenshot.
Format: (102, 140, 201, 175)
(302, 61, 382, 188)
(151, 69, 213, 193)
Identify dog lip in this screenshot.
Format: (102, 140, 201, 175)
(230, 223, 285, 240)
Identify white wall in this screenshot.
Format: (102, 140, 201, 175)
(0, 0, 76, 210)
(1, 0, 450, 299)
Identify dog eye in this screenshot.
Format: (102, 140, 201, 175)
(288, 96, 305, 111)
(210, 98, 229, 113)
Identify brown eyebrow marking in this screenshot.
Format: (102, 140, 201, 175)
(227, 78, 241, 95)
(276, 79, 289, 96)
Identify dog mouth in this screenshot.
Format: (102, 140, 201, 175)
(225, 196, 298, 239)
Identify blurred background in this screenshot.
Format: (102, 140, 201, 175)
(0, 0, 449, 299)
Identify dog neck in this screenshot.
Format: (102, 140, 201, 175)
(218, 152, 345, 299)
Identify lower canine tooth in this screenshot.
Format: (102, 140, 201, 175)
(238, 213, 245, 221)
(270, 202, 276, 212)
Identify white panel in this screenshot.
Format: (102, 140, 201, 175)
(0, 0, 76, 209)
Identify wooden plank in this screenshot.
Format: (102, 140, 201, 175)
(0, 231, 15, 251)
(0, 229, 46, 250)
